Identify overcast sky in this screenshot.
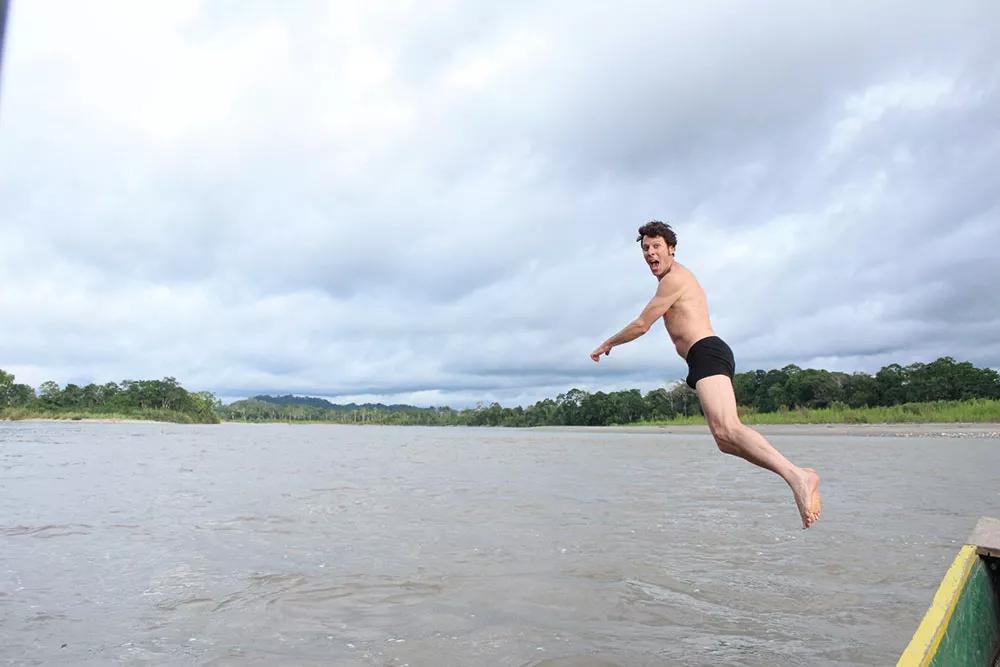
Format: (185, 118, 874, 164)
(1, 1, 998, 408)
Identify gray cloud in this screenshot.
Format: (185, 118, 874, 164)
(1, 1, 998, 407)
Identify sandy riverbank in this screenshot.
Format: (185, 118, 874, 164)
(5, 418, 1000, 437)
(3, 417, 170, 425)
(537, 423, 1000, 438)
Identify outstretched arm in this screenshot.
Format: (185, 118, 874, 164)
(590, 279, 682, 362)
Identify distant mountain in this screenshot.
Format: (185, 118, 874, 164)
(251, 394, 437, 413)
(252, 394, 338, 409)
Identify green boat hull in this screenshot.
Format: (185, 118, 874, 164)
(899, 518, 1000, 666)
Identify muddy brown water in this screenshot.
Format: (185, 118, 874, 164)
(2, 422, 998, 665)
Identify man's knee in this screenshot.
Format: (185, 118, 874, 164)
(709, 419, 743, 454)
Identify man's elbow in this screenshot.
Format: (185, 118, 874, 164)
(631, 319, 651, 334)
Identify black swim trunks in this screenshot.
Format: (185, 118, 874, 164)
(685, 336, 735, 389)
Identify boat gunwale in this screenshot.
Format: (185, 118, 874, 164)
(897, 544, 979, 666)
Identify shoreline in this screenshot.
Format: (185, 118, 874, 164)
(538, 423, 1000, 438)
(3, 417, 168, 425)
(4, 418, 999, 437)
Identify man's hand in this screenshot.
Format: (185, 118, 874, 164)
(590, 343, 612, 362)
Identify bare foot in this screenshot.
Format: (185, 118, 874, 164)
(791, 468, 822, 529)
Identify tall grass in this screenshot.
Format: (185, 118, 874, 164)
(634, 413, 708, 426)
(637, 399, 1000, 426)
(0, 407, 211, 424)
(5, 399, 999, 427)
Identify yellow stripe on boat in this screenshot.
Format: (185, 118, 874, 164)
(897, 544, 978, 666)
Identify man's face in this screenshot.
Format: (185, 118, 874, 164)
(641, 235, 674, 278)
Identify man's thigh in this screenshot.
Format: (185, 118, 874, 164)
(695, 375, 740, 423)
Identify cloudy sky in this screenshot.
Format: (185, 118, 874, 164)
(1, 1, 998, 408)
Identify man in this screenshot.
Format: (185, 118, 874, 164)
(590, 221, 821, 529)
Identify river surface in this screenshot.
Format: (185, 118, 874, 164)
(2, 422, 998, 666)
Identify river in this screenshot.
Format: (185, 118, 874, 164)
(2, 421, 998, 665)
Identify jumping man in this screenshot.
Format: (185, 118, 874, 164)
(590, 221, 822, 529)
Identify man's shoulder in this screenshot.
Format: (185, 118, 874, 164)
(665, 262, 697, 283)
(656, 264, 699, 296)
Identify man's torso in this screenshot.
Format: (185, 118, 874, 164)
(660, 262, 716, 358)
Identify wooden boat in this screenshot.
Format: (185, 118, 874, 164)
(898, 517, 1000, 666)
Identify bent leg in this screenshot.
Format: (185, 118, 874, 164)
(695, 375, 821, 529)
(695, 375, 797, 475)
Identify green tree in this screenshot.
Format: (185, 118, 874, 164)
(793, 369, 842, 408)
(580, 391, 608, 425)
(9, 383, 35, 406)
(0, 369, 14, 407)
(910, 357, 1000, 402)
(555, 388, 588, 425)
(667, 383, 699, 417)
(525, 398, 557, 426)
(61, 383, 85, 408)
(733, 370, 764, 410)
(841, 372, 878, 408)
(643, 388, 676, 420)
(608, 389, 644, 424)
(38, 380, 62, 406)
(875, 364, 907, 406)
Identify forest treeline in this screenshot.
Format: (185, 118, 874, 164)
(0, 370, 221, 423)
(3, 357, 999, 426)
(223, 356, 1000, 426)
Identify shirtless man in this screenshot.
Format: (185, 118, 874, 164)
(590, 221, 822, 529)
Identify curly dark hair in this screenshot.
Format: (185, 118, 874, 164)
(636, 220, 677, 247)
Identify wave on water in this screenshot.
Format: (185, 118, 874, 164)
(3, 523, 93, 538)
